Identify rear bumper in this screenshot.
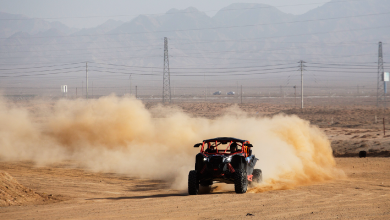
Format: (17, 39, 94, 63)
(198, 162, 235, 182)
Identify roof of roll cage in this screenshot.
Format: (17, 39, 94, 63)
(203, 137, 247, 143)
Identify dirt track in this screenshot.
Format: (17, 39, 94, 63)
(1, 100, 390, 219)
(0, 158, 389, 219)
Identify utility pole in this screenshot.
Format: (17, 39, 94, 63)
(129, 74, 132, 95)
(299, 60, 306, 109)
(162, 37, 171, 104)
(86, 62, 88, 99)
(205, 87, 207, 101)
(377, 42, 384, 107)
(241, 85, 243, 104)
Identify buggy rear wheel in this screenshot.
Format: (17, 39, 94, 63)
(188, 170, 199, 195)
(234, 169, 248, 194)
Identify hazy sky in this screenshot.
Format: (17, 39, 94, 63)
(0, 0, 331, 28)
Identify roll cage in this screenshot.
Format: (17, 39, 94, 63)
(195, 137, 253, 157)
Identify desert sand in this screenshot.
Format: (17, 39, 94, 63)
(0, 98, 389, 219)
(0, 158, 389, 219)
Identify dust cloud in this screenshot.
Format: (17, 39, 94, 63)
(0, 95, 344, 191)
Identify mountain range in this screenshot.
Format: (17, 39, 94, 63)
(0, 0, 389, 92)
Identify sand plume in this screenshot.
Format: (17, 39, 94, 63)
(0, 95, 343, 191)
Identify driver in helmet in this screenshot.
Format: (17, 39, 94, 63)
(206, 145, 216, 153)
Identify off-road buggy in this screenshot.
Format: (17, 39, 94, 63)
(188, 137, 262, 195)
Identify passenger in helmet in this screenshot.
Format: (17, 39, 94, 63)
(230, 142, 238, 153)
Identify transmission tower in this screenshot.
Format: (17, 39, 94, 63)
(377, 42, 384, 107)
(162, 37, 171, 103)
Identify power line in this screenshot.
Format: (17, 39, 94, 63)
(0, 70, 83, 78)
(0, 61, 380, 78)
(92, 61, 297, 70)
(0, 62, 84, 70)
(0, 65, 84, 75)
